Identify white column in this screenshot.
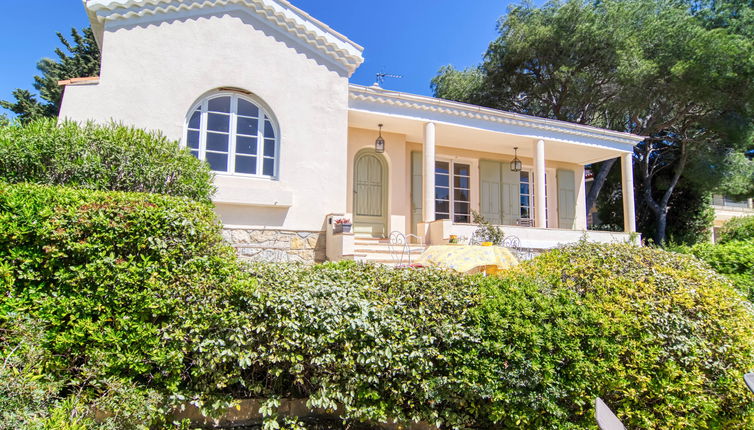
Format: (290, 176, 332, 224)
(621, 153, 637, 233)
(422, 122, 436, 222)
(534, 139, 547, 228)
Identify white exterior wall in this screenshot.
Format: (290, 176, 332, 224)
(59, 9, 350, 232)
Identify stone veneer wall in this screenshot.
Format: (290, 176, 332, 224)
(222, 228, 326, 263)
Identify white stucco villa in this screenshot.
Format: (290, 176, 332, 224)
(59, 0, 642, 263)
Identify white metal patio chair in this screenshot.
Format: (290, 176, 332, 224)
(595, 398, 626, 430)
(744, 372, 754, 394)
(388, 231, 424, 267)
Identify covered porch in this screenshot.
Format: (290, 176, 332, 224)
(344, 84, 642, 251)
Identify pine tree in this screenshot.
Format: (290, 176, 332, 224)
(1, 27, 100, 123)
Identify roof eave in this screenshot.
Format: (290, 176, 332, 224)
(83, 0, 365, 76)
(349, 84, 645, 148)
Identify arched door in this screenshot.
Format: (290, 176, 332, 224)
(353, 150, 387, 237)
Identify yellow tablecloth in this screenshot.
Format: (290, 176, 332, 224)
(415, 245, 518, 273)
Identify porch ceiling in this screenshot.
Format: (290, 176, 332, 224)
(348, 84, 643, 165)
(349, 110, 630, 165)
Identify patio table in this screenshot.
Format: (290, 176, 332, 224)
(415, 244, 518, 274)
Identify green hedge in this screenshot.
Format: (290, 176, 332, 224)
(0, 183, 254, 428)
(2, 184, 754, 428)
(0, 119, 214, 202)
(469, 242, 754, 429)
(683, 240, 754, 301)
(718, 215, 754, 244)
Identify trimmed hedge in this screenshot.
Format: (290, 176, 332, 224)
(0, 119, 214, 202)
(469, 242, 754, 429)
(682, 240, 754, 301)
(2, 183, 754, 428)
(0, 183, 254, 427)
(718, 215, 754, 244)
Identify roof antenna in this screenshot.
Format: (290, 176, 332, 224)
(374, 72, 403, 87)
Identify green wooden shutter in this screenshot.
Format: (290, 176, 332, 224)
(411, 151, 423, 234)
(479, 160, 502, 225)
(557, 169, 576, 229)
(502, 168, 521, 225)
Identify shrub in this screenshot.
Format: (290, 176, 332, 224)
(471, 210, 505, 244)
(464, 242, 754, 429)
(226, 262, 483, 427)
(718, 215, 754, 244)
(3, 185, 754, 428)
(0, 183, 253, 427)
(683, 240, 754, 301)
(0, 119, 214, 202)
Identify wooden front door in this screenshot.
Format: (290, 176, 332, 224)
(353, 151, 387, 237)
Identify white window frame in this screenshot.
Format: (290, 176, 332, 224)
(520, 168, 557, 227)
(183, 91, 280, 179)
(435, 157, 473, 224)
(520, 170, 534, 221)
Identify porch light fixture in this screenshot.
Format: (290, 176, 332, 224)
(375, 124, 385, 153)
(510, 147, 523, 172)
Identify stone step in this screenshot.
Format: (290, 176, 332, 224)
(354, 248, 425, 255)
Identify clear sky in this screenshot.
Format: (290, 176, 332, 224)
(0, 0, 523, 114)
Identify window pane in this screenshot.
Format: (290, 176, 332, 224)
(521, 196, 530, 207)
(235, 155, 257, 174)
(264, 138, 275, 157)
(190, 150, 199, 159)
(435, 200, 449, 214)
(208, 97, 231, 113)
(455, 202, 470, 216)
(520, 171, 529, 183)
(237, 116, 258, 136)
(236, 136, 257, 155)
(263, 158, 275, 176)
(454, 214, 471, 223)
(207, 113, 230, 133)
(454, 189, 469, 202)
(521, 207, 530, 218)
(206, 132, 229, 152)
(436, 187, 449, 200)
(206, 152, 228, 172)
(454, 163, 470, 176)
(454, 176, 469, 189)
(187, 130, 200, 149)
(435, 161, 449, 174)
(264, 120, 275, 139)
(520, 184, 530, 195)
(237, 99, 259, 117)
(435, 174, 449, 188)
(188, 110, 201, 129)
(436, 212, 450, 220)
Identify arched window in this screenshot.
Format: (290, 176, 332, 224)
(185, 92, 278, 177)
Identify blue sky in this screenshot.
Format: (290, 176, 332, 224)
(0, 0, 521, 114)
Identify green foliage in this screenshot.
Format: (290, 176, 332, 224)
(471, 210, 506, 245)
(718, 216, 754, 244)
(597, 173, 714, 245)
(466, 242, 754, 429)
(235, 262, 483, 427)
(1, 28, 100, 123)
(0, 119, 214, 202)
(433, 0, 754, 245)
(681, 240, 754, 301)
(2, 184, 753, 427)
(0, 315, 63, 429)
(0, 183, 253, 427)
(716, 151, 754, 202)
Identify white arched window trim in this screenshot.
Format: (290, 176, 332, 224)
(183, 91, 280, 179)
